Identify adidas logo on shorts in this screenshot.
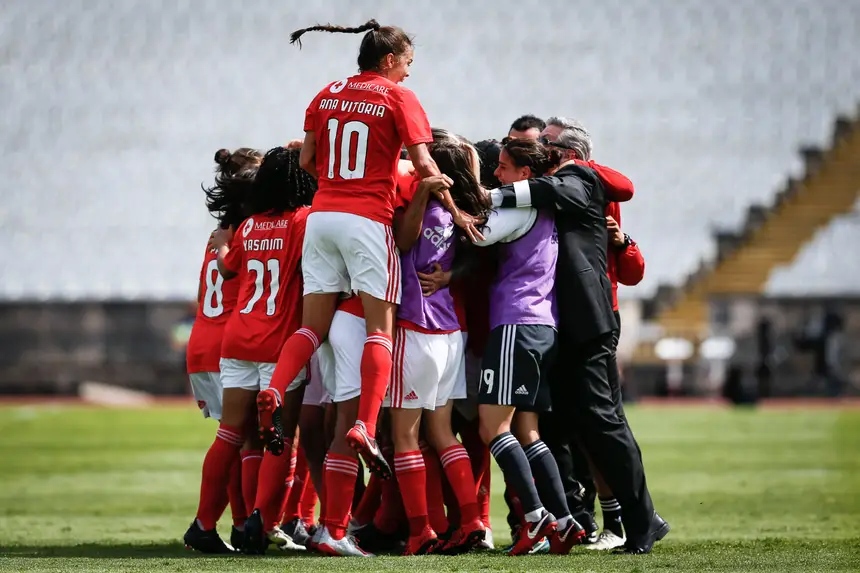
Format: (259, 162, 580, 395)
(404, 391, 419, 401)
(515, 385, 529, 396)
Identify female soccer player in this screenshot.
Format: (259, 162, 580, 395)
(184, 147, 316, 554)
(475, 138, 585, 555)
(258, 20, 480, 478)
(384, 129, 491, 555)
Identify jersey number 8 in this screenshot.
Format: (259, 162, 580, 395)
(327, 118, 369, 180)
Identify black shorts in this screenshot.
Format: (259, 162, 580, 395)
(478, 324, 557, 412)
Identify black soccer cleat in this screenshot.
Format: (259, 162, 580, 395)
(230, 526, 244, 552)
(257, 388, 285, 456)
(183, 521, 235, 554)
(281, 518, 311, 547)
(242, 509, 268, 555)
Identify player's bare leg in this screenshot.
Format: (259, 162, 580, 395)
(259, 293, 338, 455)
(346, 291, 395, 478)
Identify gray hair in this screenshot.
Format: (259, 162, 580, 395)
(546, 116, 592, 161)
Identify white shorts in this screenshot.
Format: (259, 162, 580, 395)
(385, 327, 465, 410)
(302, 351, 332, 407)
(220, 358, 306, 392)
(324, 310, 365, 403)
(189, 372, 222, 421)
(302, 211, 402, 304)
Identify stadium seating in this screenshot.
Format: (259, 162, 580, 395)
(766, 198, 860, 295)
(1, 0, 859, 300)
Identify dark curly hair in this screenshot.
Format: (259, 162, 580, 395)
(245, 147, 317, 216)
(203, 147, 263, 228)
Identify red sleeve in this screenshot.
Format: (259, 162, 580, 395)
(303, 91, 322, 133)
(223, 231, 243, 274)
(615, 242, 645, 286)
(292, 207, 310, 244)
(577, 159, 634, 202)
(393, 87, 433, 147)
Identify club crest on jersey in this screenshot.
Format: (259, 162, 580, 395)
(330, 79, 347, 93)
(197, 400, 206, 410)
(243, 218, 255, 238)
(423, 225, 454, 248)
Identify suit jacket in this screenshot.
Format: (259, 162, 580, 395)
(492, 163, 617, 343)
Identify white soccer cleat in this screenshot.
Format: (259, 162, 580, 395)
(316, 526, 374, 557)
(477, 527, 495, 550)
(585, 530, 626, 551)
(267, 526, 306, 551)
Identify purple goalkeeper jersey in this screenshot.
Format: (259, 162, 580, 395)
(489, 210, 558, 329)
(397, 198, 460, 332)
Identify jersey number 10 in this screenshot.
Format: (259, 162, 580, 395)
(327, 118, 369, 180)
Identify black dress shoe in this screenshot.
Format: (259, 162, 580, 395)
(615, 513, 669, 555)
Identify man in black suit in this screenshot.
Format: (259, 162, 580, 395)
(488, 124, 669, 554)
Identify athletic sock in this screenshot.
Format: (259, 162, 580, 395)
(523, 440, 571, 525)
(196, 423, 244, 530)
(299, 479, 318, 527)
(488, 432, 543, 518)
(420, 444, 449, 534)
(240, 449, 263, 517)
(394, 451, 430, 537)
(356, 333, 393, 438)
(352, 473, 383, 527)
(439, 444, 480, 526)
(282, 447, 309, 523)
(269, 328, 320, 399)
(599, 497, 624, 537)
(374, 470, 405, 534)
(254, 439, 294, 531)
(323, 453, 359, 540)
(228, 454, 245, 527)
(478, 464, 491, 527)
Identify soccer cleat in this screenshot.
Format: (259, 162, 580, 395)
(241, 509, 267, 555)
(316, 526, 374, 557)
(268, 525, 306, 551)
(549, 517, 587, 554)
(345, 421, 392, 480)
(282, 518, 311, 547)
(530, 537, 551, 554)
(437, 520, 486, 555)
(586, 530, 626, 551)
(306, 523, 324, 552)
(183, 521, 235, 554)
(351, 521, 404, 554)
(230, 526, 244, 551)
(477, 527, 495, 550)
(507, 511, 556, 556)
(615, 513, 670, 555)
(257, 388, 285, 456)
(403, 525, 439, 556)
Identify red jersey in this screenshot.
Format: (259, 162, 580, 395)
(220, 208, 310, 363)
(304, 71, 433, 225)
(186, 241, 240, 374)
(605, 202, 645, 310)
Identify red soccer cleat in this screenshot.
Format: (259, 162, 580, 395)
(345, 421, 392, 480)
(507, 511, 556, 556)
(549, 517, 587, 554)
(403, 525, 439, 556)
(437, 519, 486, 555)
(256, 388, 285, 456)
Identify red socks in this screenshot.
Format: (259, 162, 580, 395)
(357, 333, 393, 438)
(299, 479, 318, 526)
(270, 327, 320, 398)
(196, 424, 244, 530)
(323, 453, 359, 540)
(394, 451, 429, 537)
(478, 463, 491, 527)
(440, 444, 480, 525)
(374, 471, 405, 534)
(421, 445, 449, 534)
(282, 447, 309, 523)
(352, 473, 383, 527)
(240, 449, 263, 517)
(228, 455, 245, 527)
(254, 439, 294, 531)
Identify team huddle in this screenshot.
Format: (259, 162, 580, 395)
(183, 19, 667, 558)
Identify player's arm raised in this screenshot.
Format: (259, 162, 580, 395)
(394, 174, 453, 252)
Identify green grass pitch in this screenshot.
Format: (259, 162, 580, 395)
(1, 403, 858, 572)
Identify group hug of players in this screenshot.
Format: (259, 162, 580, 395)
(183, 19, 647, 558)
